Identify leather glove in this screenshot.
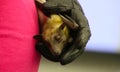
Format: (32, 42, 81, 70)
(34, 0, 91, 65)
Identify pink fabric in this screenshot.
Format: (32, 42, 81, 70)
(0, 0, 41, 72)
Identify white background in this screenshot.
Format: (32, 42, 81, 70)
(79, 0, 120, 53)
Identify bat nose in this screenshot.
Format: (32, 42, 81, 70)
(54, 51, 61, 56)
(54, 50, 61, 56)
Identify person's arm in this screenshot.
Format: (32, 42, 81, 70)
(0, 0, 40, 71)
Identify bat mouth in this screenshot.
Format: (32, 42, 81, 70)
(49, 43, 63, 56)
(43, 37, 62, 56)
(48, 48, 60, 56)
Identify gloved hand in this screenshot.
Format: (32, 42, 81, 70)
(35, 0, 91, 65)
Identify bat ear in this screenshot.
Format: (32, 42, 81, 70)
(59, 23, 66, 30)
(59, 14, 79, 30)
(33, 34, 43, 40)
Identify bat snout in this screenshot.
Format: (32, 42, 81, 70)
(50, 46, 63, 56)
(54, 51, 61, 56)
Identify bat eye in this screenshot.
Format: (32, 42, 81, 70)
(54, 35, 61, 41)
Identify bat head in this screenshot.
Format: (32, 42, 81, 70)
(34, 14, 78, 56)
(42, 14, 69, 56)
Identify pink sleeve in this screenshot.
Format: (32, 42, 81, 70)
(0, 0, 41, 72)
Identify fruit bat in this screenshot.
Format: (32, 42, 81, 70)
(34, 14, 79, 56)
